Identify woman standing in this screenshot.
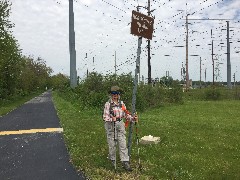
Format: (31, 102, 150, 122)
(103, 86, 137, 171)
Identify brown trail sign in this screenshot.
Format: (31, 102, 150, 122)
(130, 10, 154, 40)
(128, 10, 154, 161)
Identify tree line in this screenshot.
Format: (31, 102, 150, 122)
(0, 1, 68, 99)
(0, 0, 183, 107)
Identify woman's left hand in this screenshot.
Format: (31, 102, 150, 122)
(133, 114, 138, 122)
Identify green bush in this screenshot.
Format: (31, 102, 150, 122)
(204, 86, 221, 100)
(165, 81, 183, 103)
(56, 75, 239, 113)
(183, 88, 205, 101)
(60, 72, 184, 112)
(137, 84, 165, 110)
(233, 87, 240, 100)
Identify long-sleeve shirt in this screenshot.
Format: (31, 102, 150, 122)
(103, 100, 131, 122)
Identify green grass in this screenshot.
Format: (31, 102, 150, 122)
(53, 91, 240, 179)
(0, 91, 43, 116)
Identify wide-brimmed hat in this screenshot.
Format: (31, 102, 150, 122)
(108, 85, 123, 94)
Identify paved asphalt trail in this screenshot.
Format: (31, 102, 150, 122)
(0, 91, 86, 180)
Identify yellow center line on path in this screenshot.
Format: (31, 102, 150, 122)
(0, 128, 63, 136)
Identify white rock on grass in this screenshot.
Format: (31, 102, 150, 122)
(139, 135, 160, 144)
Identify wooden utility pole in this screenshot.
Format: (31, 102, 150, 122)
(147, 0, 151, 84)
(200, 57, 202, 88)
(212, 40, 214, 85)
(205, 68, 207, 84)
(114, 51, 117, 75)
(233, 73, 235, 86)
(186, 18, 231, 88)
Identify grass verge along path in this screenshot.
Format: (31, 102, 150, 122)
(53, 91, 240, 179)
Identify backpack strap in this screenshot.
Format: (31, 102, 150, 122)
(109, 100, 124, 117)
(109, 100, 114, 117)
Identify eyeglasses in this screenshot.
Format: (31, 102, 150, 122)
(111, 91, 120, 95)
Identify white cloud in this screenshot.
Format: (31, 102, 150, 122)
(8, 0, 240, 82)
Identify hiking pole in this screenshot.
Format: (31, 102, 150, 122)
(135, 113, 142, 170)
(113, 121, 117, 170)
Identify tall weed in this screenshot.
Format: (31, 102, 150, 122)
(204, 86, 221, 100)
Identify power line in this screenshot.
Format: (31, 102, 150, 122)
(101, 0, 127, 13)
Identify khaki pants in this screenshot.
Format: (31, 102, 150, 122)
(104, 121, 129, 162)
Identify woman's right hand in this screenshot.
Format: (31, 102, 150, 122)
(112, 116, 116, 122)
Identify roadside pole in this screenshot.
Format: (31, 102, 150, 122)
(128, 36, 142, 157)
(128, 9, 154, 160)
(69, 0, 77, 88)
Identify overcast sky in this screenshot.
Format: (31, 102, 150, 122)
(9, 0, 240, 82)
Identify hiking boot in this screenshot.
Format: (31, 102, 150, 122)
(122, 161, 132, 171)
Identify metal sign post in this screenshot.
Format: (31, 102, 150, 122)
(128, 10, 154, 159)
(128, 36, 142, 157)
